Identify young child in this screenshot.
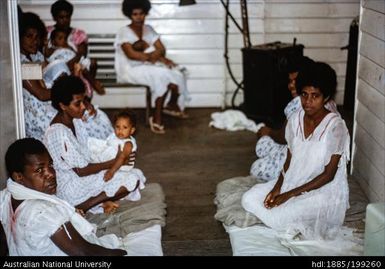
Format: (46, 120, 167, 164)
(47, 28, 104, 96)
(88, 109, 138, 182)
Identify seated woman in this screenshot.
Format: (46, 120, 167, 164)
(44, 75, 146, 214)
(115, 0, 190, 134)
(242, 62, 350, 240)
(251, 57, 340, 181)
(18, 12, 69, 142)
(0, 138, 127, 256)
(19, 12, 112, 142)
(46, 0, 104, 94)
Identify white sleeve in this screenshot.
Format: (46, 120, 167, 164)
(45, 126, 89, 169)
(114, 27, 138, 47)
(324, 117, 350, 166)
(285, 110, 299, 151)
(23, 201, 71, 247)
(145, 25, 160, 45)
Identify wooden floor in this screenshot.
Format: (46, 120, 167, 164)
(104, 108, 256, 256)
(104, 106, 358, 256)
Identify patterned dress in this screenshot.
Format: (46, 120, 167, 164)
(243, 110, 350, 239)
(44, 119, 146, 211)
(21, 52, 58, 141)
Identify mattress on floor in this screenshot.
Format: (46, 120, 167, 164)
(123, 224, 163, 256)
(86, 183, 166, 256)
(224, 224, 363, 256)
(216, 176, 367, 256)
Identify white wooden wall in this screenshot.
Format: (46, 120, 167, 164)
(352, 0, 385, 202)
(19, 0, 359, 107)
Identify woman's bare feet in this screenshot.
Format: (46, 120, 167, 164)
(102, 201, 120, 214)
(91, 79, 106, 95)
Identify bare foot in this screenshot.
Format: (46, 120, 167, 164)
(102, 201, 119, 214)
(75, 208, 85, 217)
(92, 79, 106, 95)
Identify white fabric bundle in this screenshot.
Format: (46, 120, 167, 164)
(209, 109, 265, 133)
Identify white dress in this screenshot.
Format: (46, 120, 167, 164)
(114, 24, 189, 110)
(242, 110, 350, 239)
(250, 96, 340, 181)
(0, 182, 126, 256)
(88, 133, 137, 171)
(47, 47, 91, 71)
(44, 119, 146, 211)
(21, 52, 58, 142)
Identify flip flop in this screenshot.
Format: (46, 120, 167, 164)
(149, 116, 166, 134)
(163, 108, 189, 119)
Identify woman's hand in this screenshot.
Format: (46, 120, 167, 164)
(256, 126, 271, 140)
(263, 187, 280, 209)
(265, 192, 293, 208)
(75, 208, 86, 217)
(160, 57, 176, 69)
(103, 169, 114, 182)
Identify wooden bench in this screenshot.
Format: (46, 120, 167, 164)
(88, 34, 151, 125)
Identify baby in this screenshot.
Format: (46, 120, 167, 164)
(88, 109, 138, 181)
(47, 28, 91, 71)
(47, 28, 105, 96)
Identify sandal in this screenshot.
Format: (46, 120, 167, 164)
(163, 108, 189, 119)
(149, 116, 166, 134)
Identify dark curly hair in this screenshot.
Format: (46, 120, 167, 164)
(295, 61, 337, 99)
(122, 0, 151, 18)
(51, 75, 85, 112)
(287, 55, 314, 74)
(19, 12, 47, 45)
(5, 138, 48, 176)
(114, 108, 137, 128)
(51, 0, 73, 18)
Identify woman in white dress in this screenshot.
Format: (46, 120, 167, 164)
(251, 57, 340, 182)
(0, 138, 127, 256)
(115, 0, 190, 134)
(242, 62, 350, 240)
(44, 75, 146, 214)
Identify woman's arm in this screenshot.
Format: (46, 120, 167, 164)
(73, 146, 136, 177)
(51, 222, 126, 256)
(77, 42, 88, 58)
(121, 42, 151, 62)
(270, 154, 341, 207)
(264, 149, 291, 208)
(257, 120, 287, 144)
(148, 39, 166, 63)
(104, 142, 133, 181)
(22, 80, 51, 101)
(73, 159, 115, 177)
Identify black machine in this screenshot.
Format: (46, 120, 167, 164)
(242, 42, 304, 128)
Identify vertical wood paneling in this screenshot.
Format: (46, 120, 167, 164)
(353, 1, 385, 202)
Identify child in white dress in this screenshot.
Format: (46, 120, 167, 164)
(88, 109, 139, 182)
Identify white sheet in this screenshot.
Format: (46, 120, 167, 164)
(123, 224, 163, 256)
(225, 224, 363, 256)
